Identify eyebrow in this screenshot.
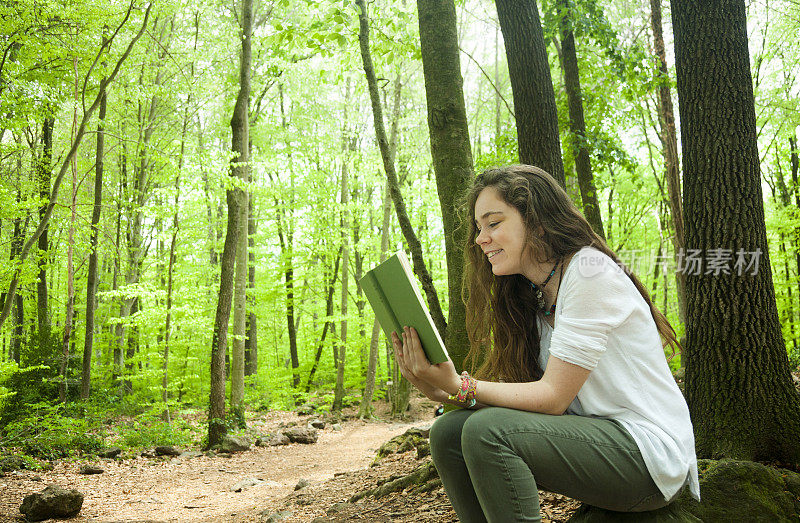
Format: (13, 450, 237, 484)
(475, 211, 504, 223)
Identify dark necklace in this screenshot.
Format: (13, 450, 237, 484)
(530, 259, 561, 316)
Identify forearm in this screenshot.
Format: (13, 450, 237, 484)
(450, 379, 566, 415)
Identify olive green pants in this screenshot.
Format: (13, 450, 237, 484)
(430, 407, 668, 522)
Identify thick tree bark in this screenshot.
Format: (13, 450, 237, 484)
(357, 0, 447, 343)
(209, 0, 252, 448)
(672, 0, 800, 463)
(81, 71, 107, 400)
(557, 0, 605, 239)
(650, 0, 686, 326)
(36, 116, 54, 338)
(495, 0, 565, 187)
(416, 0, 475, 370)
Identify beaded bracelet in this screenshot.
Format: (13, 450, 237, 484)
(449, 371, 477, 407)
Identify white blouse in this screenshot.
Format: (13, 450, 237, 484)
(537, 246, 700, 502)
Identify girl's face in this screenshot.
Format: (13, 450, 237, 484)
(474, 187, 529, 277)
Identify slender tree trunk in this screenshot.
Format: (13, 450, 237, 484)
(334, 152, 350, 412)
(245, 197, 258, 376)
(231, 176, 248, 425)
(208, 0, 252, 448)
(357, 0, 447, 342)
(61, 71, 80, 403)
(416, 0, 475, 370)
(359, 75, 403, 419)
(790, 135, 800, 305)
(81, 64, 107, 400)
(305, 249, 341, 392)
(672, 0, 800, 463)
(557, 0, 605, 239)
(36, 116, 54, 339)
(276, 86, 299, 389)
(650, 0, 686, 327)
(495, 0, 565, 187)
(9, 154, 25, 364)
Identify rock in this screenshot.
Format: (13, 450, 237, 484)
(0, 455, 27, 473)
(154, 446, 181, 457)
(177, 451, 202, 460)
(79, 465, 104, 475)
(217, 452, 233, 458)
(294, 478, 309, 490)
(140, 450, 156, 458)
(260, 510, 293, 522)
(268, 434, 290, 446)
(568, 459, 800, 522)
(331, 423, 342, 431)
(97, 447, 122, 459)
(309, 419, 325, 429)
(568, 502, 699, 522)
(230, 477, 263, 492)
(326, 501, 353, 515)
(283, 427, 318, 444)
(295, 403, 316, 416)
(221, 434, 252, 453)
(19, 484, 84, 521)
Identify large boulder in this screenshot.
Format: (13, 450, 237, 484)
(283, 427, 318, 444)
(568, 459, 800, 522)
(220, 434, 251, 453)
(19, 485, 84, 521)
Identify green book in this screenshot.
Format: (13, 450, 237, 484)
(360, 251, 449, 365)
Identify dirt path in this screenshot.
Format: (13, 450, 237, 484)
(0, 411, 430, 522)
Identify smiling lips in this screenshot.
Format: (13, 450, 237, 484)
(486, 249, 503, 260)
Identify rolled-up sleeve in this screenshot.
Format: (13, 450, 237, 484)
(549, 251, 636, 370)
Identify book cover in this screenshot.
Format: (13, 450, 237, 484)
(360, 251, 449, 365)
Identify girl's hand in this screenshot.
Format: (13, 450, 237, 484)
(391, 326, 460, 400)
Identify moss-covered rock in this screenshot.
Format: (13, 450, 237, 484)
(568, 502, 700, 522)
(374, 427, 429, 462)
(568, 459, 800, 522)
(678, 459, 800, 522)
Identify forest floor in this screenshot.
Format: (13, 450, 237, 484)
(0, 393, 580, 522)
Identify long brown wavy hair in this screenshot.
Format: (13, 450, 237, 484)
(462, 165, 681, 382)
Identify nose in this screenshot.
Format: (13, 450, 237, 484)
(475, 227, 489, 245)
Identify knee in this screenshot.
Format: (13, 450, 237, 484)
(430, 411, 464, 455)
(429, 409, 471, 461)
(460, 408, 503, 455)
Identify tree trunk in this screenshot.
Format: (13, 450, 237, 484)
(276, 86, 299, 389)
(245, 197, 258, 376)
(305, 249, 341, 392)
(334, 152, 350, 412)
(359, 75, 403, 419)
(790, 135, 800, 305)
(230, 158, 248, 426)
(209, 0, 252, 448)
(357, 0, 447, 344)
(557, 0, 605, 239)
(650, 0, 686, 327)
(36, 116, 54, 339)
(495, 0, 565, 187)
(672, 0, 800, 463)
(416, 0, 475, 370)
(61, 83, 79, 403)
(81, 67, 107, 400)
